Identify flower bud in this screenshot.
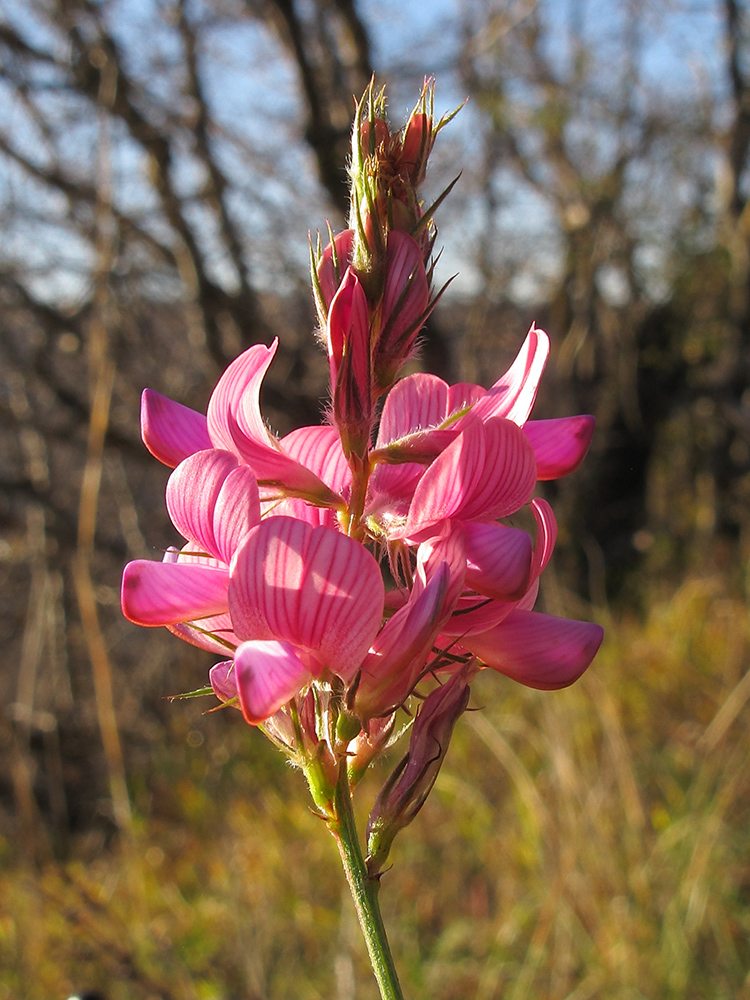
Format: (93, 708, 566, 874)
(373, 230, 431, 391)
(314, 229, 355, 324)
(366, 667, 471, 876)
(327, 269, 373, 460)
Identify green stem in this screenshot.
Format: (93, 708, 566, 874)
(329, 763, 405, 1000)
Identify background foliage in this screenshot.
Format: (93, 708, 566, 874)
(1, 0, 749, 997)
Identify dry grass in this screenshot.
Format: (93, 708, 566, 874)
(2, 575, 749, 1000)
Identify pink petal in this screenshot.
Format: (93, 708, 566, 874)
(209, 660, 238, 703)
(468, 326, 550, 427)
(463, 610, 604, 689)
(357, 564, 449, 716)
(233, 640, 312, 724)
(169, 613, 239, 655)
(227, 410, 342, 506)
(121, 560, 229, 626)
(206, 340, 278, 454)
(317, 229, 355, 310)
(166, 450, 260, 564)
(439, 594, 515, 637)
(529, 498, 557, 581)
(327, 267, 370, 378)
(380, 231, 430, 346)
(141, 389, 212, 468)
(398, 417, 537, 539)
(464, 522, 533, 600)
(447, 382, 485, 414)
(376, 373, 449, 445)
(229, 517, 384, 680)
(264, 495, 340, 529)
(524, 415, 595, 480)
(281, 425, 351, 496)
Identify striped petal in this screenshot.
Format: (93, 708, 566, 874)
(524, 415, 595, 480)
(464, 522, 533, 600)
(463, 610, 604, 689)
(141, 389, 212, 468)
(233, 640, 312, 724)
(121, 560, 229, 626)
(229, 517, 384, 680)
(468, 326, 550, 427)
(207, 340, 277, 454)
(281, 425, 351, 497)
(398, 417, 536, 539)
(166, 449, 260, 563)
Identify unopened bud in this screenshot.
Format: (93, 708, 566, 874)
(366, 667, 471, 875)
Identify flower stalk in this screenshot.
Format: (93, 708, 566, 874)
(327, 759, 405, 1000)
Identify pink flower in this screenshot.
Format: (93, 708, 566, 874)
(121, 448, 259, 643)
(211, 516, 385, 723)
(141, 338, 348, 511)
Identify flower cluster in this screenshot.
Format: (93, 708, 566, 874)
(121, 81, 603, 840)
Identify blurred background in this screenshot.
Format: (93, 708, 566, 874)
(1, 0, 749, 997)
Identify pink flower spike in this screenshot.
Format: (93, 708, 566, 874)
(141, 389, 212, 468)
(233, 640, 312, 725)
(463, 609, 604, 690)
(469, 326, 550, 427)
(523, 415, 595, 480)
(121, 560, 229, 626)
(166, 450, 260, 564)
(463, 522, 533, 601)
(229, 517, 384, 681)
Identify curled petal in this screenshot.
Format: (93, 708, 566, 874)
(141, 390, 212, 468)
(468, 326, 550, 427)
(463, 610, 604, 690)
(227, 410, 343, 506)
(233, 640, 312, 724)
(357, 563, 450, 717)
(166, 449, 260, 564)
(529, 497, 557, 581)
(524, 415, 595, 480)
(229, 517, 384, 680)
(207, 340, 278, 454)
(121, 560, 229, 626)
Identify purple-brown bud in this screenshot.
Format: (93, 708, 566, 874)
(365, 666, 471, 875)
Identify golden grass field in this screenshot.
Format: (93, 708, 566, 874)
(2, 575, 749, 1000)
